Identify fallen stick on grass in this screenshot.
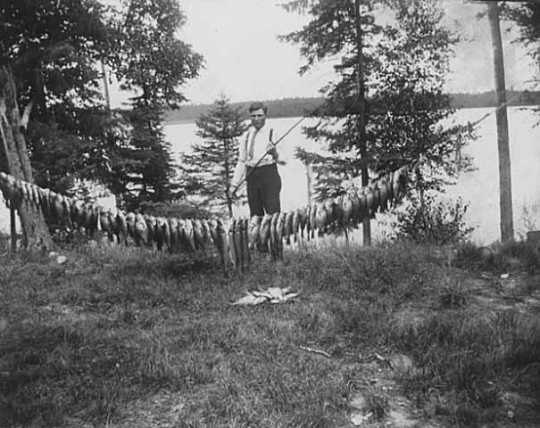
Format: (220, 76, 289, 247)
(299, 345, 331, 358)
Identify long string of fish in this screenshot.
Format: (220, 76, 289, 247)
(0, 165, 409, 270)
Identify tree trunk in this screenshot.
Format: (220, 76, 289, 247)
(487, 3, 514, 243)
(10, 201, 17, 252)
(0, 66, 52, 250)
(354, 0, 371, 246)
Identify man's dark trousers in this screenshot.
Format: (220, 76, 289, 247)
(246, 164, 281, 216)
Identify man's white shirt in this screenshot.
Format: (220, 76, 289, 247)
(240, 125, 276, 167)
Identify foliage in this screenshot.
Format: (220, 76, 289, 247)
(139, 200, 213, 219)
(395, 193, 473, 245)
(502, 2, 540, 62)
(281, 0, 383, 200)
(105, 0, 203, 208)
(281, 0, 476, 201)
(502, 1, 540, 120)
(0, 0, 203, 209)
(0, 0, 114, 187)
(179, 97, 248, 216)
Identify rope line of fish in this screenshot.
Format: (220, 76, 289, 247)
(0, 165, 409, 271)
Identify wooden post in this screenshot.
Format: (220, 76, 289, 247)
(354, 0, 371, 246)
(487, 2, 514, 242)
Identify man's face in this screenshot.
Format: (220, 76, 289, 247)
(250, 108, 266, 130)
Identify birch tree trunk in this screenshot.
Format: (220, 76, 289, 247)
(0, 66, 52, 250)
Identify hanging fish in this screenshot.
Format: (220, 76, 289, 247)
(297, 206, 308, 241)
(241, 218, 251, 268)
(134, 213, 149, 246)
(51, 193, 65, 223)
(277, 212, 287, 242)
(192, 219, 205, 251)
(142, 215, 155, 247)
(275, 212, 286, 258)
(125, 212, 137, 240)
(291, 209, 300, 243)
(216, 219, 228, 270)
(341, 194, 354, 226)
(0, 174, 16, 203)
(315, 201, 328, 234)
(248, 215, 262, 249)
(106, 208, 119, 242)
(235, 218, 244, 269)
(235, 218, 244, 270)
(160, 217, 172, 251)
(39, 188, 50, 216)
(259, 214, 272, 251)
(333, 196, 345, 227)
(376, 179, 388, 213)
(30, 184, 40, 207)
(284, 211, 294, 245)
(269, 212, 280, 260)
(99, 207, 112, 239)
(22, 182, 31, 205)
(115, 210, 128, 244)
(168, 217, 178, 252)
(201, 219, 212, 249)
(69, 199, 82, 228)
(308, 203, 317, 239)
(228, 219, 238, 268)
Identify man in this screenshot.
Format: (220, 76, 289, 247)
(232, 102, 283, 217)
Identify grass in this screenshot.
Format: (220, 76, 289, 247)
(0, 239, 539, 427)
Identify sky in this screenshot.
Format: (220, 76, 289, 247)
(108, 0, 539, 107)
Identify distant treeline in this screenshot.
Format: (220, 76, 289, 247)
(163, 91, 540, 124)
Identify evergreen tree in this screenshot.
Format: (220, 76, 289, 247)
(282, 0, 475, 202)
(368, 0, 474, 197)
(108, 0, 203, 209)
(179, 97, 248, 217)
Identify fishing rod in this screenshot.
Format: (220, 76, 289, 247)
(230, 115, 308, 196)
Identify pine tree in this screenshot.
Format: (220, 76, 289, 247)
(107, 0, 203, 209)
(282, 0, 475, 204)
(179, 97, 248, 217)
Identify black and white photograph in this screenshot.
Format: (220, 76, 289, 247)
(0, 0, 539, 426)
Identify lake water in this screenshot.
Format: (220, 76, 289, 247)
(164, 107, 540, 244)
(1, 107, 539, 245)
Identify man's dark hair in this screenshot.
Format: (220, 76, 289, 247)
(248, 102, 268, 114)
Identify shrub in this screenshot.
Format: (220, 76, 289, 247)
(395, 193, 473, 245)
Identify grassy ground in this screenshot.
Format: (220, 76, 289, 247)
(0, 239, 539, 427)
